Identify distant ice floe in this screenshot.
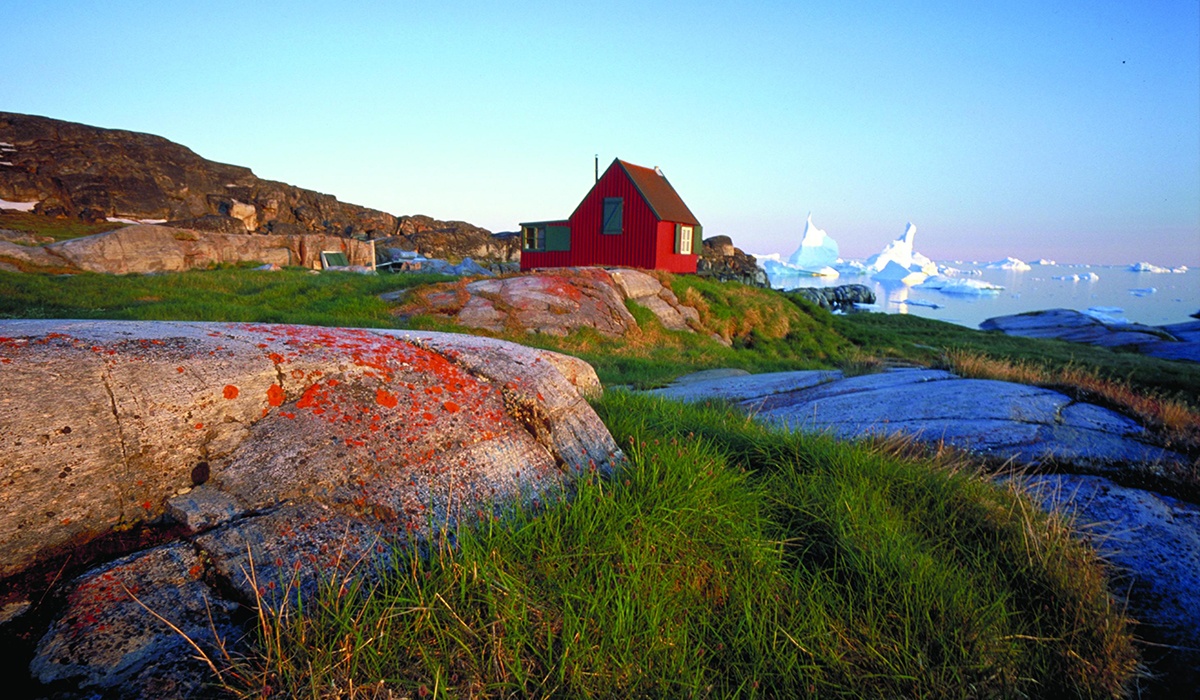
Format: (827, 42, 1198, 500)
(898, 298, 943, 309)
(1033, 258, 1057, 265)
(1129, 261, 1188, 273)
(1084, 307, 1129, 325)
(1053, 272, 1100, 281)
(983, 257, 1032, 271)
(1129, 287, 1158, 297)
(938, 265, 982, 276)
(865, 222, 937, 285)
(918, 277, 1004, 295)
(0, 198, 39, 212)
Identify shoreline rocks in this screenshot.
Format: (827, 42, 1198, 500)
(785, 284, 875, 311)
(981, 308, 1200, 363)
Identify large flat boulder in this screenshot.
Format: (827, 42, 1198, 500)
(0, 320, 622, 698)
(647, 368, 1185, 471)
(981, 308, 1200, 362)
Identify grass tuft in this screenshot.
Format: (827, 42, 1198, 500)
(223, 393, 1138, 699)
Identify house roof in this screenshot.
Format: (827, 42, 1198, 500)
(617, 160, 700, 226)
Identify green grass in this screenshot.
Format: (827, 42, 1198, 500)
(225, 393, 1137, 698)
(0, 267, 454, 328)
(0, 210, 127, 242)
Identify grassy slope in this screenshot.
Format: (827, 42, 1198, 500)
(1, 267, 1174, 696)
(228, 394, 1135, 698)
(0, 210, 127, 243)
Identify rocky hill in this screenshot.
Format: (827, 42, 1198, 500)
(0, 112, 513, 260)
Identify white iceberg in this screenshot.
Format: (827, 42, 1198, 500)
(872, 259, 928, 285)
(833, 259, 869, 276)
(866, 222, 937, 274)
(1129, 262, 1186, 273)
(1033, 258, 1057, 265)
(865, 222, 936, 285)
(1052, 272, 1100, 281)
(984, 257, 1032, 271)
(787, 213, 840, 271)
(918, 277, 1004, 295)
(938, 265, 982, 276)
(1129, 287, 1157, 297)
(755, 255, 836, 289)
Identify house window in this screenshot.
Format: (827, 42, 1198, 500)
(523, 225, 546, 251)
(679, 225, 693, 254)
(602, 197, 623, 234)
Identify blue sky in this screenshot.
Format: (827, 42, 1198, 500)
(3, 1, 1198, 265)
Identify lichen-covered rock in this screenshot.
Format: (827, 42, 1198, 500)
(0, 320, 618, 579)
(30, 542, 239, 697)
(400, 268, 704, 338)
(1, 320, 622, 698)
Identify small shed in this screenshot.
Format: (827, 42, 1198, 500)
(519, 159, 702, 273)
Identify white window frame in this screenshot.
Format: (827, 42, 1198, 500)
(679, 225, 693, 254)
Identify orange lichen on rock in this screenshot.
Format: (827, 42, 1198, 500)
(375, 389, 398, 408)
(266, 384, 285, 407)
(223, 385, 239, 400)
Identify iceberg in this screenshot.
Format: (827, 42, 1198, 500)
(1129, 287, 1157, 297)
(918, 277, 1004, 295)
(872, 259, 928, 285)
(1033, 258, 1057, 265)
(754, 214, 844, 287)
(984, 257, 1032, 271)
(1052, 272, 1100, 281)
(787, 213, 840, 271)
(1129, 262, 1172, 273)
(865, 222, 937, 285)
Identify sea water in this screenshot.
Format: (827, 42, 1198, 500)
(774, 264, 1198, 330)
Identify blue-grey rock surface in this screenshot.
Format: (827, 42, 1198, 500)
(1018, 474, 1200, 694)
(981, 308, 1200, 363)
(650, 368, 1184, 470)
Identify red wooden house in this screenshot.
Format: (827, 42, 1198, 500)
(519, 159, 702, 273)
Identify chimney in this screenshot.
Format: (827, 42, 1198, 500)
(594, 154, 599, 183)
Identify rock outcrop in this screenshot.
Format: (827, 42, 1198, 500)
(696, 235, 769, 287)
(981, 309, 1200, 363)
(648, 368, 1187, 475)
(0, 112, 510, 262)
(1, 223, 377, 273)
(399, 268, 703, 338)
(786, 284, 876, 311)
(0, 320, 621, 697)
